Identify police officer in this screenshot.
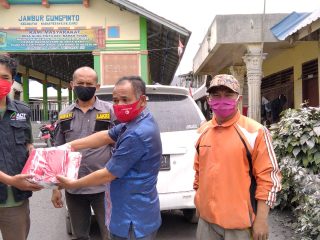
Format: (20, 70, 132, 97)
(51, 66, 115, 240)
(0, 55, 42, 240)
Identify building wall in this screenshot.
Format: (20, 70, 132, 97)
(0, 1, 146, 85)
(0, 1, 140, 40)
(263, 41, 319, 107)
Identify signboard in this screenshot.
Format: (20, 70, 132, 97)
(102, 54, 139, 85)
(0, 28, 105, 51)
(18, 15, 81, 27)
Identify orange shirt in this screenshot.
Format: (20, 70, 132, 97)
(193, 111, 281, 229)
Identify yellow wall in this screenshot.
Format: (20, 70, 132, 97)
(0, 1, 140, 40)
(263, 42, 319, 108)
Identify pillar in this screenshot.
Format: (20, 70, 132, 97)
(43, 75, 48, 121)
(318, 46, 320, 105)
(68, 88, 73, 104)
(73, 87, 77, 102)
(93, 52, 101, 84)
(140, 16, 149, 83)
(229, 65, 246, 113)
(243, 44, 266, 122)
(22, 69, 29, 104)
(57, 80, 62, 112)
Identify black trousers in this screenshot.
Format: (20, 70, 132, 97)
(65, 191, 109, 240)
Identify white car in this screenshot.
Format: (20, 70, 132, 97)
(97, 84, 205, 223)
(66, 85, 205, 234)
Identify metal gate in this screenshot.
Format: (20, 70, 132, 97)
(29, 101, 69, 122)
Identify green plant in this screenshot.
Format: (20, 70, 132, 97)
(270, 107, 320, 174)
(277, 157, 320, 239)
(270, 107, 320, 238)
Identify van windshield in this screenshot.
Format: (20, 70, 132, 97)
(98, 94, 203, 132)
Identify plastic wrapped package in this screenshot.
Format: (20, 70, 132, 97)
(21, 147, 82, 188)
(65, 152, 82, 180)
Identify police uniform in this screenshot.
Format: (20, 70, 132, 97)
(0, 97, 33, 240)
(54, 97, 115, 240)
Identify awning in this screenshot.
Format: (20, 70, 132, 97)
(271, 9, 320, 41)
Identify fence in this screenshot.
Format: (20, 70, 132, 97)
(29, 101, 70, 122)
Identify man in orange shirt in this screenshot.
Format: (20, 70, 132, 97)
(194, 74, 281, 240)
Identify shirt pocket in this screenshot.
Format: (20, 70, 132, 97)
(10, 121, 29, 144)
(59, 119, 73, 133)
(94, 120, 113, 132)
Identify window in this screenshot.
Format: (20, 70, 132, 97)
(302, 59, 318, 107)
(261, 67, 294, 109)
(262, 67, 293, 89)
(261, 67, 294, 123)
(107, 26, 120, 38)
(99, 94, 203, 132)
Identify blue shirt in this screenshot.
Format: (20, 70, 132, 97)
(105, 109, 162, 238)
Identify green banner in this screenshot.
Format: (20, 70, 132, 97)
(0, 28, 105, 51)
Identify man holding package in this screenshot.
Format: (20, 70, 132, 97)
(57, 76, 162, 240)
(51, 66, 115, 240)
(0, 55, 42, 240)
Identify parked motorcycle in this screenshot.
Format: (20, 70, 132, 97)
(39, 121, 56, 147)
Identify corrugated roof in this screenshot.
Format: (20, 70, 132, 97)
(271, 12, 311, 40)
(272, 9, 320, 40)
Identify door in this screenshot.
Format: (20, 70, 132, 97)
(302, 59, 319, 107)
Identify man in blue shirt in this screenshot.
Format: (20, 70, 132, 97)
(57, 76, 162, 240)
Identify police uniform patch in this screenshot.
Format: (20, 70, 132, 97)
(94, 112, 112, 132)
(96, 113, 110, 120)
(59, 113, 73, 120)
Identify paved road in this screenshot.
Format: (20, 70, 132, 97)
(23, 190, 296, 240)
(27, 190, 197, 240)
(27, 124, 198, 239)
(22, 126, 295, 240)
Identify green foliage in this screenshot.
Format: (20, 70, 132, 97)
(277, 157, 320, 239)
(270, 107, 320, 238)
(270, 107, 320, 174)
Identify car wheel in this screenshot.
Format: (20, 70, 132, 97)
(182, 209, 199, 224)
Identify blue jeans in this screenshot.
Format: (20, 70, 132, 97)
(110, 224, 157, 240)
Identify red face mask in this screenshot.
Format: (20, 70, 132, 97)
(0, 78, 12, 100)
(113, 98, 144, 123)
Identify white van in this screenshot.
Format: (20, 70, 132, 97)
(66, 85, 205, 233)
(96, 85, 206, 223)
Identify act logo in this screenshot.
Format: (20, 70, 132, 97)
(10, 112, 27, 121)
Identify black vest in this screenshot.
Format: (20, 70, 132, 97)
(0, 98, 32, 203)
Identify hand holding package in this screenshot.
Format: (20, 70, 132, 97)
(21, 147, 82, 188)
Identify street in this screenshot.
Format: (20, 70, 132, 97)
(27, 190, 197, 240)
(0, 0, 318, 238)
(17, 190, 295, 240)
